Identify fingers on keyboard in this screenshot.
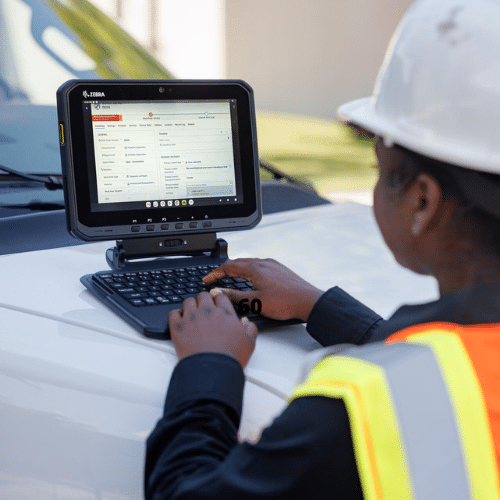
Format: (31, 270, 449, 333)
(96, 265, 253, 307)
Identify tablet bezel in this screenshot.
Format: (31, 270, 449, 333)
(57, 79, 261, 241)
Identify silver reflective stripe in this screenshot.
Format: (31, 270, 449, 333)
(341, 342, 471, 500)
(296, 343, 357, 385)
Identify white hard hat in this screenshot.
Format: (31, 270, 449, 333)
(337, 0, 500, 175)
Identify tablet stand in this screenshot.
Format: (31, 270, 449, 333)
(105, 233, 228, 271)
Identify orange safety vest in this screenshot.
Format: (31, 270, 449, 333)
(290, 322, 500, 500)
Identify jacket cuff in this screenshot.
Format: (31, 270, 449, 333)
(306, 286, 384, 346)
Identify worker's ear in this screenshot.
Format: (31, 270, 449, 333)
(406, 173, 443, 236)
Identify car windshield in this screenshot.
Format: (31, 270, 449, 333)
(0, 0, 172, 177)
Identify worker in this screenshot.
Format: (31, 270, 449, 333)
(144, 0, 500, 498)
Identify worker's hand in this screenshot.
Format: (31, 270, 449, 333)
(169, 290, 258, 368)
(203, 258, 324, 322)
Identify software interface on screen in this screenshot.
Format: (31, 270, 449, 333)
(86, 100, 239, 210)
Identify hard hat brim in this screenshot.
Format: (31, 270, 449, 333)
(337, 96, 500, 175)
(338, 96, 500, 219)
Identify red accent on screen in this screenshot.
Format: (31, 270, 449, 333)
(92, 115, 123, 122)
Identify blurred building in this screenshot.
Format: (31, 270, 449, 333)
(90, 0, 413, 119)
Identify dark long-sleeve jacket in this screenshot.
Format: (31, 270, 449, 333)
(145, 282, 500, 499)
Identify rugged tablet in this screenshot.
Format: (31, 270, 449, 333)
(57, 80, 261, 245)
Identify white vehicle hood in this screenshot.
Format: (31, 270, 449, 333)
(0, 202, 437, 498)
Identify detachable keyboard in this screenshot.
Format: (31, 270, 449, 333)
(80, 262, 266, 339)
(81, 261, 302, 339)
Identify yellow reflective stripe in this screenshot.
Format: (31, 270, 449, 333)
(291, 380, 385, 500)
(406, 331, 500, 500)
(290, 356, 414, 500)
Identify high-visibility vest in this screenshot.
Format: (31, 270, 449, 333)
(289, 322, 500, 500)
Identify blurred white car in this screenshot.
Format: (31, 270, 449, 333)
(0, 1, 438, 498)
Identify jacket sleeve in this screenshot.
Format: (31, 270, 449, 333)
(145, 352, 364, 500)
(306, 286, 387, 346)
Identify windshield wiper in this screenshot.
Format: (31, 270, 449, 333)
(0, 164, 63, 190)
(259, 160, 317, 193)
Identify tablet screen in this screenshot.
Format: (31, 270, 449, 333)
(58, 80, 261, 241)
(88, 99, 240, 210)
